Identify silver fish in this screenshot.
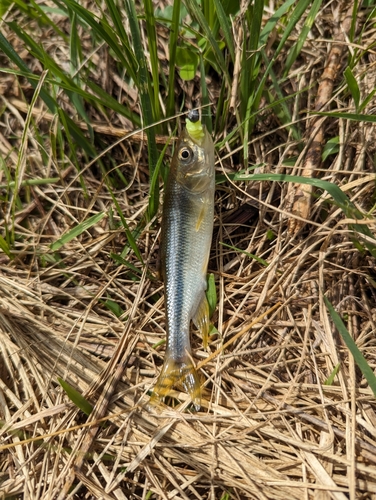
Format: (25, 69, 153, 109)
(151, 118, 215, 409)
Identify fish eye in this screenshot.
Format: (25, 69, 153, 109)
(178, 147, 193, 162)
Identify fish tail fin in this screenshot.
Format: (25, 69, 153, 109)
(150, 355, 201, 409)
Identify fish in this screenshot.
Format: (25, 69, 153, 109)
(151, 112, 215, 409)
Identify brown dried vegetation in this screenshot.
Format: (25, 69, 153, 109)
(1, 2, 376, 499)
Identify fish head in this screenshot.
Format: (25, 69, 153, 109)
(172, 128, 214, 193)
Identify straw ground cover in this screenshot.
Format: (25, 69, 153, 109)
(1, 0, 376, 498)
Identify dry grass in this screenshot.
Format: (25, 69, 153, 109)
(2, 2, 376, 499)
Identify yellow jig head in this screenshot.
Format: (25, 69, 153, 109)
(186, 109, 205, 143)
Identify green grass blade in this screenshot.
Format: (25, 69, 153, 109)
(323, 363, 340, 385)
(148, 134, 173, 220)
(85, 79, 141, 125)
(124, 0, 158, 178)
(344, 67, 360, 111)
(0, 234, 14, 259)
(242, 0, 296, 155)
(273, 0, 313, 58)
(58, 378, 93, 416)
(0, 29, 57, 112)
(322, 137, 340, 161)
(212, 0, 235, 62)
(202, 0, 215, 31)
(9, 21, 71, 84)
(5, 68, 139, 124)
(200, 55, 212, 133)
(241, 0, 263, 109)
(214, 75, 229, 135)
(315, 111, 376, 123)
(242, 0, 298, 141)
(103, 0, 132, 53)
(109, 189, 144, 264)
(251, 0, 311, 124)
(9, 19, 136, 127)
(111, 252, 143, 276)
(8, 21, 90, 128)
(324, 297, 376, 396)
(57, 109, 98, 166)
(55, 110, 89, 184)
(206, 273, 217, 317)
(221, 172, 376, 256)
(104, 298, 124, 317)
(68, 8, 94, 135)
(166, 0, 181, 118)
(262, 58, 300, 142)
(144, 0, 162, 125)
(69, 9, 82, 73)
(11, 70, 48, 234)
(50, 212, 105, 251)
(349, 0, 359, 42)
(0, 0, 11, 15)
(220, 491, 232, 500)
(0, 73, 101, 161)
(14, 0, 67, 38)
(259, 0, 296, 46)
(283, 0, 323, 76)
(220, 241, 269, 267)
(103, 0, 146, 92)
(0, 177, 60, 190)
(111, 252, 156, 282)
(358, 87, 376, 113)
(184, 0, 231, 85)
(120, 223, 144, 260)
(60, 0, 137, 82)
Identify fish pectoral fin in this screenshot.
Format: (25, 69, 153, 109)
(195, 205, 207, 231)
(192, 295, 210, 349)
(150, 355, 201, 410)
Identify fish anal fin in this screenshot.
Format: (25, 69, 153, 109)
(193, 295, 210, 349)
(150, 355, 201, 410)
